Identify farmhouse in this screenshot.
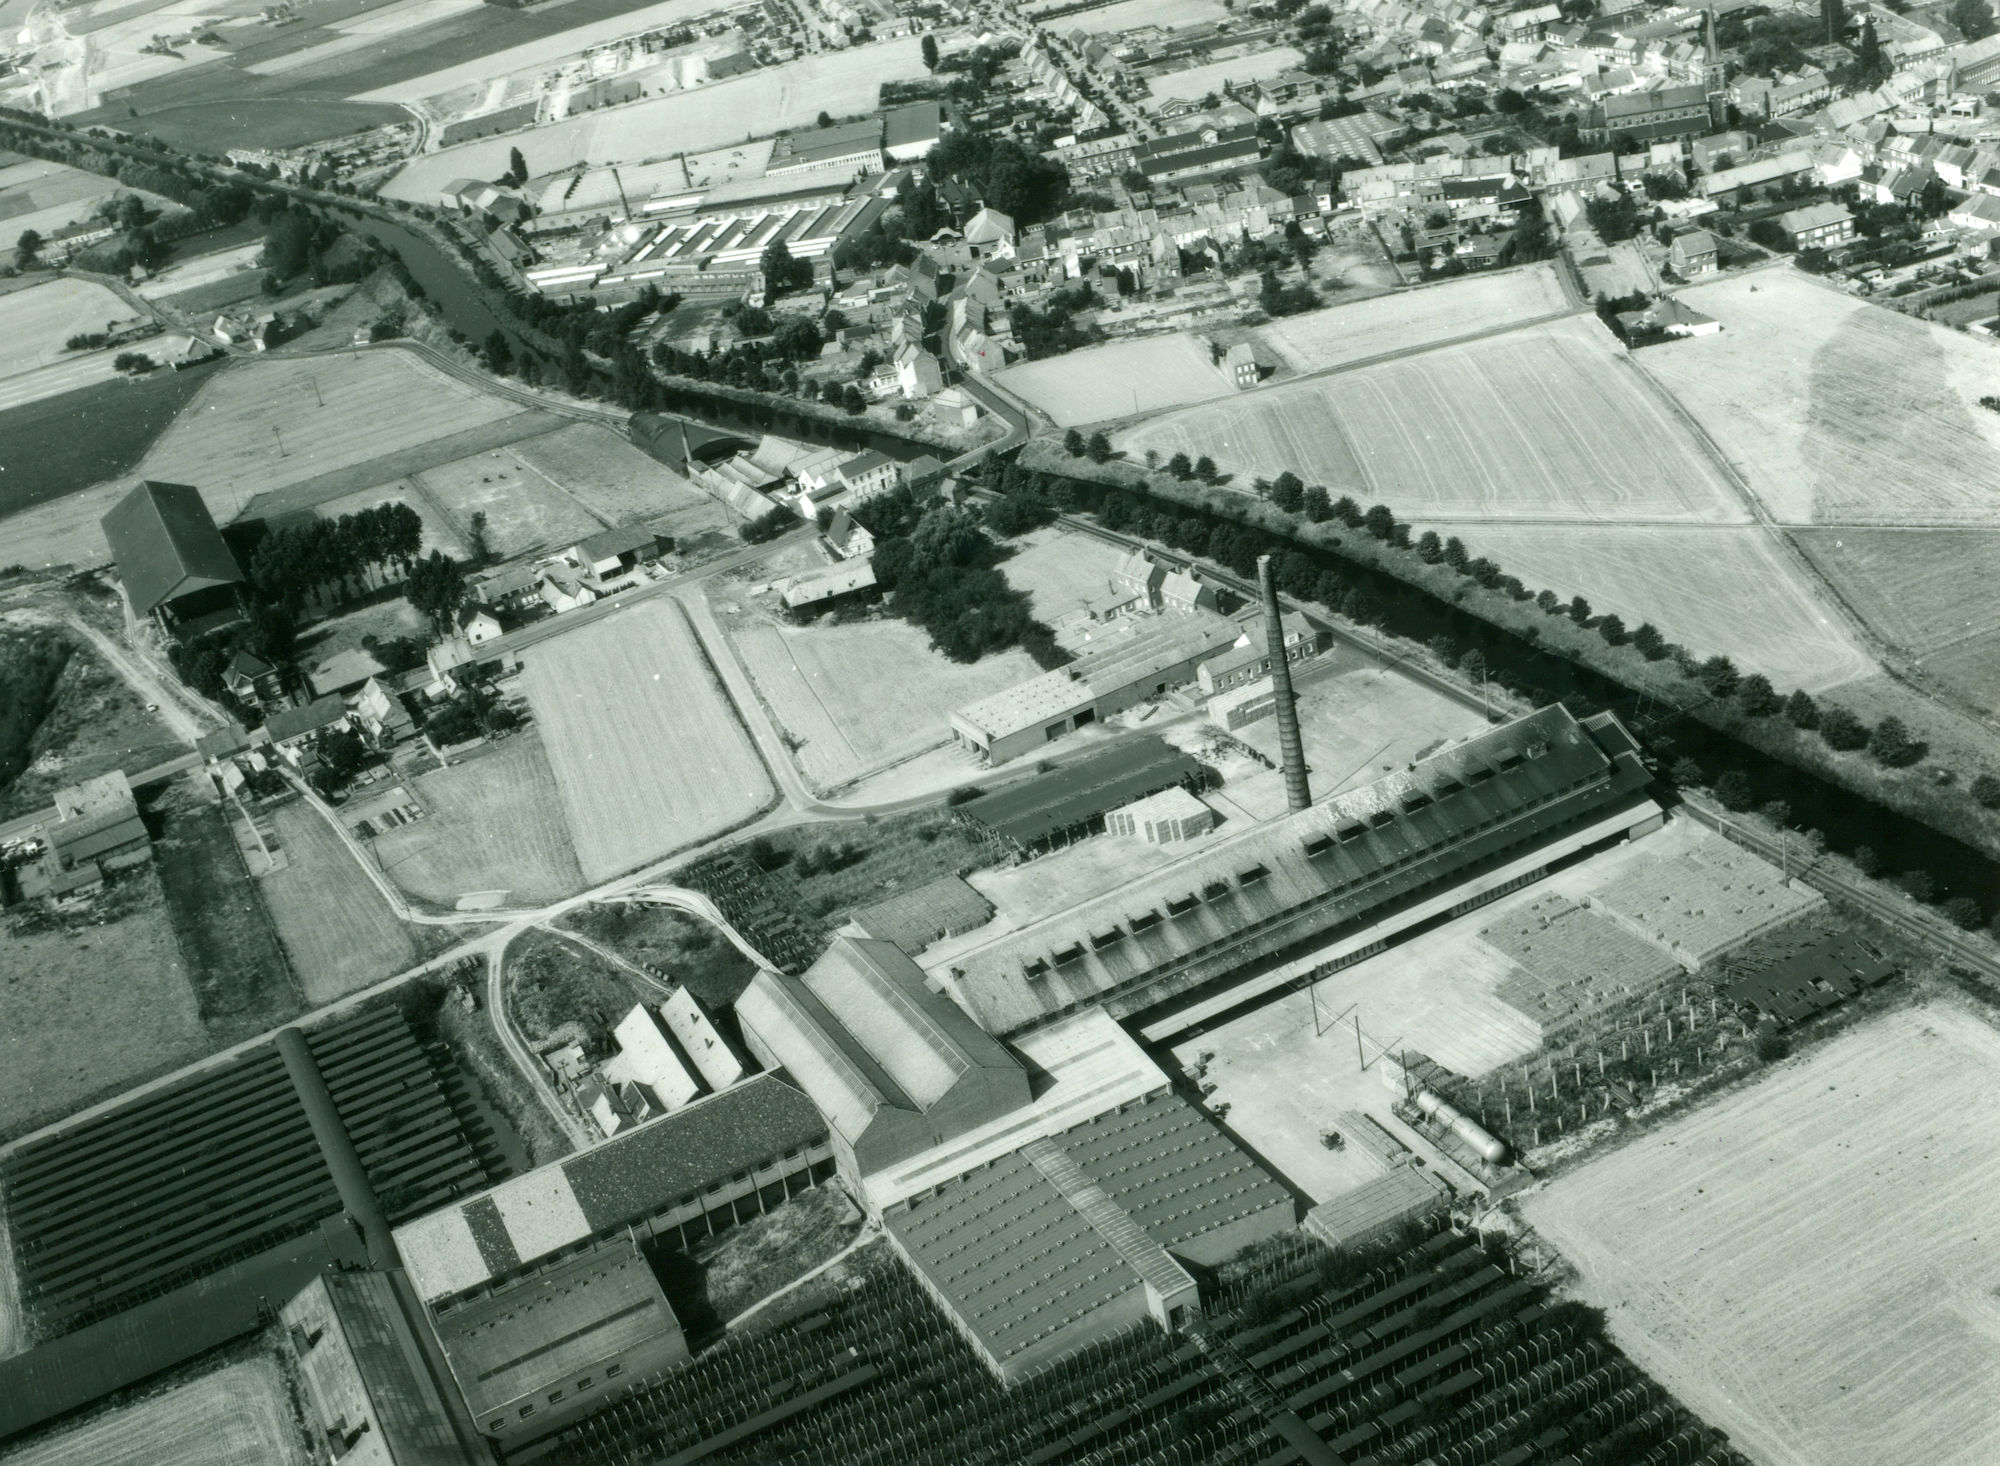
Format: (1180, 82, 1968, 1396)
(924, 704, 1660, 1038)
(950, 613, 1240, 763)
(455, 606, 503, 645)
(567, 525, 665, 590)
(823, 509, 874, 560)
(100, 479, 245, 633)
(538, 567, 597, 615)
(1617, 295, 1721, 339)
(471, 564, 539, 611)
(735, 936, 1034, 1181)
(432, 1235, 688, 1447)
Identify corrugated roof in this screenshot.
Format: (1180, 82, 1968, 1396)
(933, 706, 1653, 1034)
(852, 875, 994, 955)
(100, 481, 243, 617)
(958, 735, 1200, 846)
(800, 938, 1001, 1109)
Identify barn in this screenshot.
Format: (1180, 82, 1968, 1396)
(99, 480, 244, 634)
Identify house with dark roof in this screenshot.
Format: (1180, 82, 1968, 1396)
(221, 649, 283, 709)
(567, 525, 666, 590)
(100, 481, 244, 633)
(266, 693, 350, 762)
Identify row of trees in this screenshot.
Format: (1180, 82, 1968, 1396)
(248, 502, 426, 610)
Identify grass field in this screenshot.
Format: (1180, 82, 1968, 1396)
(149, 783, 302, 1044)
(371, 731, 585, 905)
(259, 800, 415, 1003)
(0, 624, 182, 820)
(1913, 633, 2000, 718)
(509, 423, 731, 538)
(0, 279, 129, 378)
(135, 352, 519, 525)
(1524, 1000, 2000, 1466)
(380, 38, 926, 200)
(996, 527, 1130, 627)
(0, 871, 207, 1139)
(522, 599, 772, 881)
(729, 614, 1039, 788)
(1432, 522, 1875, 693)
(1640, 271, 2000, 525)
(1792, 527, 2000, 658)
(315, 481, 471, 559)
(1116, 318, 1747, 524)
(0, 363, 217, 528)
(414, 443, 604, 557)
(1251, 265, 1568, 374)
(671, 1183, 863, 1334)
(0, 1353, 306, 1466)
(995, 333, 1232, 427)
(0, 157, 175, 253)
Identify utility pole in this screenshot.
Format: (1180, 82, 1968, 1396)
(307, 373, 322, 407)
(272, 424, 288, 457)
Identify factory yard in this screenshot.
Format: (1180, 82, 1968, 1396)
(1250, 264, 1569, 375)
(370, 732, 584, 906)
(258, 800, 415, 1003)
(1435, 522, 1875, 694)
(727, 612, 1040, 789)
(134, 353, 519, 525)
(1116, 319, 1747, 525)
(1524, 1000, 2000, 1466)
(0, 1354, 305, 1466)
(994, 333, 1232, 428)
(521, 599, 771, 882)
(380, 39, 927, 203)
(1639, 271, 2000, 526)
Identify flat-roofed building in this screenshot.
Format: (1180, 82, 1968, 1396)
(884, 101, 945, 162)
(768, 118, 886, 177)
(735, 936, 1033, 1181)
(431, 1236, 687, 1446)
(1104, 786, 1215, 844)
(924, 705, 1661, 1039)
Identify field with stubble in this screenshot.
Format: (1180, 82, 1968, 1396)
(259, 800, 415, 1002)
(521, 600, 771, 881)
(0, 1354, 304, 1466)
(1524, 1000, 2000, 1466)
(1116, 319, 1747, 524)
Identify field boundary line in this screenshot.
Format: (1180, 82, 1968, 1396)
(505, 444, 614, 530)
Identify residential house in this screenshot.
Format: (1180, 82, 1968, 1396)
(1776, 200, 1855, 248)
(222, 649, 284, 709)
(963, 207, 1017, 258)
(266, 694, 350, 765)
(836, 450, 898, 503)
(456, 606, 504, 644)
(569, 525, 664, 590)
(1668, 228, 1720, 276)
(350, 677, 414, 746)
(1114, 549, 1168, 609)
(1222, 341, 1258, 389)
(895, 342, 944, 399)
(1196, 611, 1322, 694)
(1160, 569, 1218, 614)
(824, 510, 874, 560)
(1615, 294, 1721, 338)
(538, 566, 598, 614)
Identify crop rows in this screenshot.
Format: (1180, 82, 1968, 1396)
(534, 1224, 1739, 1466)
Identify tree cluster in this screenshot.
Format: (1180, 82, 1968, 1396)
(1008, 282, 1104, 359)
(927, 128, 1070, 226)
(854, 492, 1061, 664)
(250, 502, 425, 612)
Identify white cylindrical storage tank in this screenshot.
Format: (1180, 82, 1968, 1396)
(1415, 1089, 1508, 1164)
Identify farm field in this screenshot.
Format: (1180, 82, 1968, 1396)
(996, 527, 1129, 627)
(1144, 47, 1304, 101)
(380, 38, 926, 200)
(0, 364, 216, 530)
(0, 332, 199, 414)
(521, 599, 772, 881)
(994, 333, 1233, 427)
(1912, 632, 2000, 718)
(1524, 1000, 2000, 1466)
(729, 613, 1040, 788)
(1791, 527, 2000, 658)
(1054, 0, 1228, 28)
(414, 443, 604, 557)
(241, 0, 485, 76)
(134, 240, 263, 300)
(508, 423, 730, 538)
(0, 156, 178, 253)
(1250, 264, 1568, 374)
(134, 353, 519, 524)
(370, 731, 584, 906)
(1639, 271, 2000, 525)
(1431, 522, 1875, 693)
(259, 800, 415, 1003)
(0, 1354, 306, 1466)
(0, 873, 207, 1139)
(1117, 318, 1748, 524)
(0, 279, 129, 378)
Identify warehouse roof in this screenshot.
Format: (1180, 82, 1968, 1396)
(396, 1075, 825, 1303)
(884, 101, 945, 152)
(1305, 1167, 1450, 1249)
(45, 771, 144, 866)
(774, 118, 884, 166)
(852, 875, 994, 955)
(100, 480, 243, 618)
(930, 705, 1653, 1034)
(957, 736, 1201, 847)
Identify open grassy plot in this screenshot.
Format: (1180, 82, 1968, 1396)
(1117, 318, 1747, 524)
(746, 808, 1004, 928)
(994, 333, 1230, 428)
(135, 352, 518, 524)
(0, 363, 215, 526)
(506, 926, 651, 1052)
(0, 330, 200, 415)
(0, 278, 129, 378)
(259, 800, 415, 1003)
(1524, 1000, 2000, 1466)
(995, 526, 1130, 627)
(1251, 265, 1568, 374)
(1640, 271, 2000, 526)
(0, 1353, 306, 1466)
(380, 38, 927, 200)
(371, 731, 584, 906)
(509, 423, 730, 537)
(522, 600, 772, 881)
(0, 157, 175, 253)
(414, 443, 604, 557)
(730, 614, 1039, 788)
(149, 782, 301, 1044)
(0, 624, 182, 820)
(1144, 47, 1305, 101)
(1915, 632, 2000, 718)
(666, 1183, 864, 1334)
(1792, 527, 2000, 659)
(1432, 522, 1875, 693)
(0, 871, 206, 1140)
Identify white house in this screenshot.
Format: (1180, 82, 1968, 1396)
(455, 606, 504, 644)
(538, 566, 598, 614)
(836, 450, 898, 501)
(896, 342, 944, 399)
(824, 509, 875, 560)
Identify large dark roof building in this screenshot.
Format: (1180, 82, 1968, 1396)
(955, 735, 1203, 852)
(99, 480, 244, 628)
(925, 705, 1660, 1038)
